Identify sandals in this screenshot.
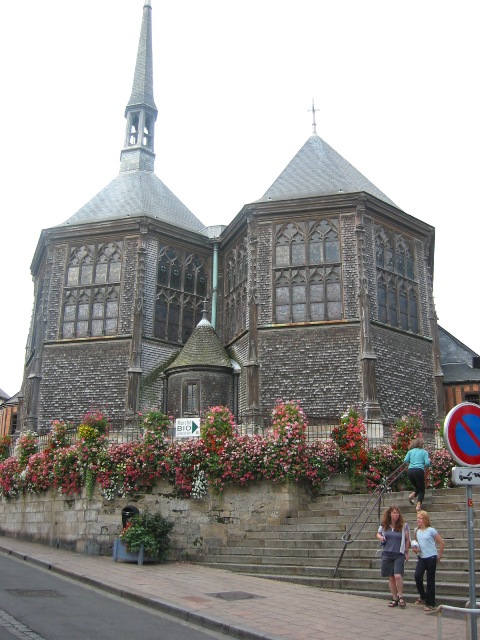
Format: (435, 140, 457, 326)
(388, 597, 406, 608)
(415, 599, 425, 605)
(409, 493, 416, 505)
(424, 606, 436, 612)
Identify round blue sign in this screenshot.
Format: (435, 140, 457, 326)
(444, 402, 480, 466)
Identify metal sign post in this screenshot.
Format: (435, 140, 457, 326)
(444, 403, 480, 640)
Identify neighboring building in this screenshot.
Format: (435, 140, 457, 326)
(18, 1, 444, 433)
(0, 391, 19, 437)
(438, 326, 480, 413)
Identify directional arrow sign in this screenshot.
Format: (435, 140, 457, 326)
(444, 402, 480, 466)
(175, 418, 201, 438)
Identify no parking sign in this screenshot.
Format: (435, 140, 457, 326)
(444, 401, 480, 467)
(444, 402, 480, 636)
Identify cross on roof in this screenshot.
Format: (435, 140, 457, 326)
(309, 99, 319, 135)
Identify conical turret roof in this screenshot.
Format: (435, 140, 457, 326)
(258, 134, 397, 208)
(166, 315, 233, 370)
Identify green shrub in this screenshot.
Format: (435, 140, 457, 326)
(119, 509, 174, 560)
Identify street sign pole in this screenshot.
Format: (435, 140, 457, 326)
(444, 403, 480, 640)
(466, 485, 478, 640)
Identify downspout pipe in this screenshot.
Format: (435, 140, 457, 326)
(211, 242, 219, 329)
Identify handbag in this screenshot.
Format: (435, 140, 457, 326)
(411, 526, 420, 554)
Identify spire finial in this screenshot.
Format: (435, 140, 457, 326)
(309, 99, 319, 135)
(201, 298, 209, 320)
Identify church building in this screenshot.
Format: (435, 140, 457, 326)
(19, 1, 444, 433)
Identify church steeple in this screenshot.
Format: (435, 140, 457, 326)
(120, 0, 158, 173)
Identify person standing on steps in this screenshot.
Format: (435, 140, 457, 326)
(404, 437, 430, 511)
(376, 505, 410, 608)
(411, 510, 444, 612)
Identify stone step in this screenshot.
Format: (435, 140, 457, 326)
(198, 559, 477, 584)
(193, 487, 479, 607)
(239, 525, 476, 541)
(200, 552, 472, 574)
(197, 563, 474, 605)
(291, 506, 469, 523)
(202, 547, 473, 570)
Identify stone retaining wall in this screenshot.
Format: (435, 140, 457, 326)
(0, 476, 351, 558)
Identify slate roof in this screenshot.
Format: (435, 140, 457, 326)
(257, 134, 397, 208)
(438, 325, 480, 384)
(127, 0, 156, 112)
(58, 170, 205, 232)
(166, 316, 233, 370)
(0, 388, 10, 401)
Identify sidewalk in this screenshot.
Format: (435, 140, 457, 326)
(0, 537, 464, 640)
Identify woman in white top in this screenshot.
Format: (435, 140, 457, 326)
(411, 510, 444, 612)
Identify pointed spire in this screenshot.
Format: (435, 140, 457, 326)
(120, 1, 158, 172)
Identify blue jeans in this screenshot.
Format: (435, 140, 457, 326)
(415, 555, 437, 606)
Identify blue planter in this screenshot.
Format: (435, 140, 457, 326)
(113, 538, 155, 565)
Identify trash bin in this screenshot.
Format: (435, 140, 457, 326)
(121, 505, 140, 529)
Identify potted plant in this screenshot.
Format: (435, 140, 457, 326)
(114, 509, 174, 565)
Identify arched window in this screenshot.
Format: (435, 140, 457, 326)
(223, 239, 248, 341)
(375, 225, 419, 334)
(273, 218, 342, 324)
(95, 243, 122, 284)
(275, 223, 305, 267)
(62, 242, 122, 338)
(375, 229, 394, 271)
(155, 245, 208, 343)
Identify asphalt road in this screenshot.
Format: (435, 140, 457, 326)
(0, 553, 229, 640)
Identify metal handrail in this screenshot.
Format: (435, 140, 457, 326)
(435, 604, 480, 640)
(333, 462, 407, 578)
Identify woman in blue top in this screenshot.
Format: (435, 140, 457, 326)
(404, 437, 430, 511)
(411, 510, 444, 611)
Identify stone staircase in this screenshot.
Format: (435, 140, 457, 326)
(195, 486, 480, 606)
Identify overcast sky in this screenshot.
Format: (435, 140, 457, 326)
(0, 0, 478, 397)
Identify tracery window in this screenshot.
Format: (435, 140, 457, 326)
(273, 219, 342, 323)
(154, 245, 207, 343)
(183, 382, 199, 415)
(375, 226, 419, 333)
(224, 240, 248, 341)
(62, 242, 122, 338)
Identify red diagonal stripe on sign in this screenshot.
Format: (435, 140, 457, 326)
(459, 416, 480, 448)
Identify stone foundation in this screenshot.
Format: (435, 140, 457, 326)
(0, 478, 343, 558)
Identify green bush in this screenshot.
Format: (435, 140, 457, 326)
(119, 509, 174, 560)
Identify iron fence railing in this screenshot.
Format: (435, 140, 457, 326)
(333, 462, 408, 578)
(6, 413, 442, 457)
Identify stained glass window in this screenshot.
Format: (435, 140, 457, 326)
(273, 219, 342, 323)
(154, 245, 207, 343)
(375, 226, 419, 333)
(62, 242, 122, 338)
(224, 240, 248, 341)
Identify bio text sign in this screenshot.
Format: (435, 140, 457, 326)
(175, 418, 200, 438)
